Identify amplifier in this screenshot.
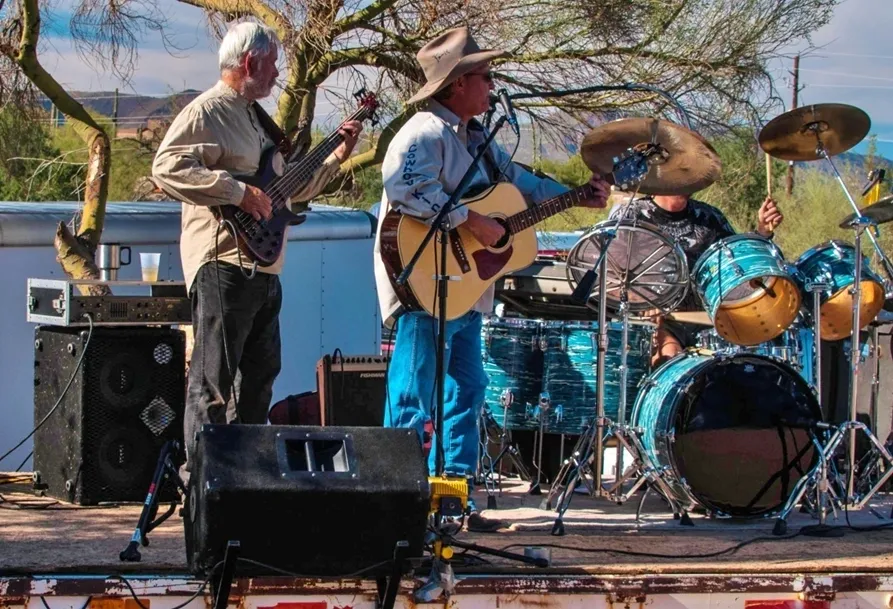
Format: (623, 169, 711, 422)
(27, 278, 191, 326)
(316, 354, 388, 427)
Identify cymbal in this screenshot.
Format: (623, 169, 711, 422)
(666, 310, 713, 326)
(839, 195, 893, 228)
(581, 118, 722, 196)
(758, 103, 870, 161)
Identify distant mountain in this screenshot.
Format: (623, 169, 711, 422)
(41, 90, 202, 123)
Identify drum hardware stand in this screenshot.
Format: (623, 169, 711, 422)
(542, 225, 689, 533)
(772, 217, 893, 535)
(529, 392, 551, 496)
(478, 391, 532, 509)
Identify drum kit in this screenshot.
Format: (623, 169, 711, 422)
(478, 104, 893, 534)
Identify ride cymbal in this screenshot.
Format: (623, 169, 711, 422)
(758, 103, 870, 161)
(839, 195, 893, 228)
(581, 118, 722, 196)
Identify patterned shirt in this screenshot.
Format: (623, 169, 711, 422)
(609, 197, 736, 309)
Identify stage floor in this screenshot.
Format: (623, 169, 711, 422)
(2, 478, 892, 576)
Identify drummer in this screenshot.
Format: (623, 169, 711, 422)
(609, 193, 784, 365)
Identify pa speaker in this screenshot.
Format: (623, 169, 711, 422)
(33, 326, 186, 505)
(184, 425, 429, 576)
(316, 354, 388, 426)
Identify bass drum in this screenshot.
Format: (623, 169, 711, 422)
(632, 352, 822, 517)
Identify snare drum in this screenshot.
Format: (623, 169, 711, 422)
(632, 351, 821, 517)
(794, 241, 886, 341)
(540, 320, 655, 434)
(481, 317, 543, 430)
(692, 234, 801, 346)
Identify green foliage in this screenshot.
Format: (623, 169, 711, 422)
(0, 106, 82, 201)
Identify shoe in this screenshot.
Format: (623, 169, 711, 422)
(466, 511, 508, 533)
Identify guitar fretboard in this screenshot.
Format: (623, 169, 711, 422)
(506, 184, 596, 234)
(268, 105, 371, 201)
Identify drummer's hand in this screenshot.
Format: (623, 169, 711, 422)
(465, 210, 506, 246)
(577, 174, 611, 209)
(757, 196, 783, 236)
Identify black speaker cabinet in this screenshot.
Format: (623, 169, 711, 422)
(185, 425, 429, 577)
(33, 326, 186, 505)
(316, 354, 388, 426)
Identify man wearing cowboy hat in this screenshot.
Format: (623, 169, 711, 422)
(373, 27, 610, 532)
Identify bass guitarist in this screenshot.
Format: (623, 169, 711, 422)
(152, 22, 362, 475)
(373, 27, 609, 532)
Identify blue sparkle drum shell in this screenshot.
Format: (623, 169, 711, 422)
(540, 320, 655, 435)
(794, 241, 886, 341)
(481, 317, 543, 430)
(692, 234, 801, 346)
(631, 352, 821, 517)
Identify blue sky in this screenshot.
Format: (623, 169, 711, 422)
(37, 0, 893, 160)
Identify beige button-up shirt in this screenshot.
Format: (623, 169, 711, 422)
(152, 81, 341, 291)
(373, 100, 568, 326)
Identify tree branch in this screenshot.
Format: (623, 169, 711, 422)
(175, 0, 289, 38)
(332, 0, 401, 38)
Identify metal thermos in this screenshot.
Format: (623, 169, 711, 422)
(97, 243, 131, 281)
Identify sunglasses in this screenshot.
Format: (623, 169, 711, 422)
(466, 71, 495, 83)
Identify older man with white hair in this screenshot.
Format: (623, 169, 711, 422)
(152, 21, 362, 472)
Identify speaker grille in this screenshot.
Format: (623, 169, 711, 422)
(34, 326, 186, 504)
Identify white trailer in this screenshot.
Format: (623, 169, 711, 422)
(0, 201, 381, 470)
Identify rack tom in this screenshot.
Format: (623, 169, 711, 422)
(692, 234, 801, 346)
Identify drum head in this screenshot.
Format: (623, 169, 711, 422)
(566, 220, 689, 312)
(672, 354, 821, 516)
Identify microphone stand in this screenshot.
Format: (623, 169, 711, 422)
(395, 115, 536, 597)
(397, 115, 510, 478)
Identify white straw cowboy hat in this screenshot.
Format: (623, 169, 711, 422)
(406, 27, 506, 105)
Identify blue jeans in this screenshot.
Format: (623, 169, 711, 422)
(384, 311, 489, 479)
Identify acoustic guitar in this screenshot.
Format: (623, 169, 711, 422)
(379, 149, 655, 319)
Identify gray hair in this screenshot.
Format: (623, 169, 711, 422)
(218, 22, 280, 72)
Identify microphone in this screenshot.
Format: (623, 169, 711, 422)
(496, 88, 520, 135)
(571, 269, 598, 304)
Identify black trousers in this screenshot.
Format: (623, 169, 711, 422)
(184, 262, 282, 469)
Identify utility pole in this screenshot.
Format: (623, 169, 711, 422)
(112, 88, 119, 126)
(786, 55, 799, 196)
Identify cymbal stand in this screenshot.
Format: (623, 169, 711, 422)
(773, 207, 893, 535)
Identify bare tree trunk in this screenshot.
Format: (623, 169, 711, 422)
(11, 0, 111, 295)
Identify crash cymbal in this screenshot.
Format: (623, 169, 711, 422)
(581, 118, 722, 196)
(758, 103, 870, 161)
(839, 195, 893, 228)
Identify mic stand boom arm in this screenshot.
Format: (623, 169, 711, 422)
(504, 84, 693, 130)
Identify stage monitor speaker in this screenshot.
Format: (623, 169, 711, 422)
(316, 354, 388, 426)
(184, 424, 429, 576)
(33, 326, 186, 505)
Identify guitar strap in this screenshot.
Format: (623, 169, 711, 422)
(251, 102, 293, 157)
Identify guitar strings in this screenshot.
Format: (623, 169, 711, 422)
(231, 104, 371, 236)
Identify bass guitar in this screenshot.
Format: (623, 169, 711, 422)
(216, 90, 378, 266)
(379, 149, 656, 319)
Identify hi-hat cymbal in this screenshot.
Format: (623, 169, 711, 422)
(581, 118, 722, 196)
(839, 195, 893, 228)
(758, 103, 870, 161)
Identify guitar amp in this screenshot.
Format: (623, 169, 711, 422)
(316, 353, 389, 427)
(27, 278, 192, 326)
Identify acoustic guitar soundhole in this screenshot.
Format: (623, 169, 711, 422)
(492, 217, 511, 249)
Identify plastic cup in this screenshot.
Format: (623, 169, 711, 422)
(140, 252, 161, 282)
